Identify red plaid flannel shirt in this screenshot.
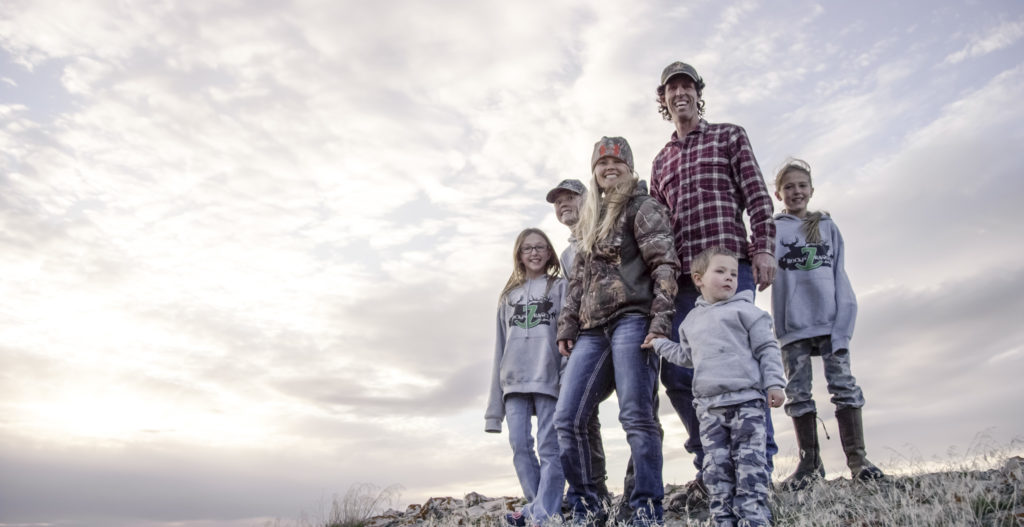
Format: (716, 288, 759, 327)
(650, 120, 775, 274)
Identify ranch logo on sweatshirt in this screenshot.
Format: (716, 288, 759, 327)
(778, 238, 833, 271)
(509, 296, 556, 330)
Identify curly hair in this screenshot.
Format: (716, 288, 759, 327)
(656, 84, 706, 121)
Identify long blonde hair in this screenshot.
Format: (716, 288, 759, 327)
(577, 173, 639, 255)
(774, 157, 826, 244)
(499, 228, 561, 301)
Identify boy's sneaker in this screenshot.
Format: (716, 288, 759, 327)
(505, 511, 527, 527)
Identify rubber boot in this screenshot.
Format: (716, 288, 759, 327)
(782, 412, 825, 490)
(835, 407, 885, 481)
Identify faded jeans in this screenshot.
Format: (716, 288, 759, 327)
(555, 314, 663, 525)
(506, 393, 565, 522)
(781, 335, 865, 417)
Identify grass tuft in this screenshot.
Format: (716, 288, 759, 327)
(267, 483, 403, 527)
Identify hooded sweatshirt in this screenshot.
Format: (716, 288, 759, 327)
(652, 290, 786, 414)
(771, 212, 856, 354)
(485, 275, 567, 432)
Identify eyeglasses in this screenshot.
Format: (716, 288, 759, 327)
(520, 245, 549, 254)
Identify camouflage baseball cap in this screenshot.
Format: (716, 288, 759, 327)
(660, 61, 705, 91)
(546, 179, 587, 203)
(591, 136, 634, 172)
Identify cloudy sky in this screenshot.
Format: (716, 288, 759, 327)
(2, 0, 1023, 525)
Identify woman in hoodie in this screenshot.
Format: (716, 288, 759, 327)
(771, 157, 885, 489)
(555, 136, 680, 526)
(485, 227, 567, 527)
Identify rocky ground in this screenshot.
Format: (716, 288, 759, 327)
(363, 456, 1024, 526)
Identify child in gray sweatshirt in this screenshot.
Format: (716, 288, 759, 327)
(772, 158, 884, 489)
(644, 246, 785, 527)
(485, 228, 567, 527)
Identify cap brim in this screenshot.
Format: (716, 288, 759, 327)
(547, 187, 582, 203)
(661, 71, 699, 87)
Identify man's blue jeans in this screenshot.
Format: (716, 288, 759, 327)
(660, 260, 778, 476)
(555, 314, 663, 524)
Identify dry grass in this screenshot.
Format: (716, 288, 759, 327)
(270, 437, 1023, 527)
(675, 435, 1024, 526)
(266, 483, 404, 527)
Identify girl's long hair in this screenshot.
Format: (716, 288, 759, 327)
(774, 157, 826, 244)
(577, 174, 639, 255)
(499, 228, 561, 301)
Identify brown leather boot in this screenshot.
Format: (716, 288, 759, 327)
(782, 412, 825, 490)
(836, 407, 885, 481)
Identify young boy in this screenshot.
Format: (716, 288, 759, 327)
(643, 246, 786, 527)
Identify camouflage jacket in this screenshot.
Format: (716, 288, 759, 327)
(557, 185, 680, 340)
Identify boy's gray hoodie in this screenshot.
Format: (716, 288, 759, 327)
(652, 290, 785, 414)
(771, 213, 856, 353)
(485, 276, 567, 432)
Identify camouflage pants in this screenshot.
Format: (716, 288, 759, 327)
(698, 399, 770, 527)
(781, 335, 865, 418)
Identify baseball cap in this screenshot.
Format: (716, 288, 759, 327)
(590, 136, 634, 172)
(660, 61, 705, 91)
(545, 179, 587, 203)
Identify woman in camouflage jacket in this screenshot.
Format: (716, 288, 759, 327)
(554, 136, 680, 526)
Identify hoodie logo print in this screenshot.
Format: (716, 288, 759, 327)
(778, 238, 833, 271)
(510, 297, 555, 329)
(796, 246, 823, 270)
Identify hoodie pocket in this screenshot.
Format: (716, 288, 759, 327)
(785, 275, 836, 331)
(694, 346, 747, 396)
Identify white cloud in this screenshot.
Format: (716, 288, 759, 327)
(944, 18, 1024, 64)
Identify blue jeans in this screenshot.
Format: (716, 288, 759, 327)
(660, 260, 778, 476)
(555, 314, 663, 524)
(506, 393, 565, 522)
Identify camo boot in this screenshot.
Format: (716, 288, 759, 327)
(782, 412, 824, 490)
(836, 407, 885, 481)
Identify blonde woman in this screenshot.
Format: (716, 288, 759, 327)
(555, 137, 679, 526)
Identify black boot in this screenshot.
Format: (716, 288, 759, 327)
(836, 407, 885, 481)
(782, 412, 825, 490)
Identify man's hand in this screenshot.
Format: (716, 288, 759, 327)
(558, 339, 574, 357)
(767, 388, 786, 408)
(752, 252, 777, 292)
(641, 332, 666, 349)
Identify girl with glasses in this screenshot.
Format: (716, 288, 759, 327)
(485, 228, 567, 527)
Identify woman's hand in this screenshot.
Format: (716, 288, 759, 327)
(558, 339, 574, 357)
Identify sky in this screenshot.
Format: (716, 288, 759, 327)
(2, 0, 1023, 525)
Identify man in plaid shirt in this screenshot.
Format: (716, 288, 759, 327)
(649, 61, 779, 505)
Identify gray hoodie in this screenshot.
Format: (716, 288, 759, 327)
(771, 213, 856, 353)
(485, 275, 567, 432)
(652, 290, 786, 414)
